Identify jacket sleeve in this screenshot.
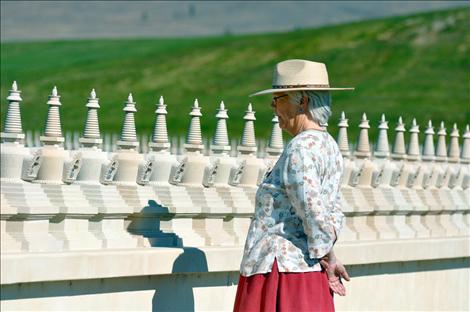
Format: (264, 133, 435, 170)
(282, 143, 337, 259)
(330, 189, 345, 245)
(331, 152, 345, 244)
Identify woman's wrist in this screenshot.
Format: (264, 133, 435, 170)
(326, 249, 337, 263)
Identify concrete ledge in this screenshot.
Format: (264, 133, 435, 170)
(337, 236, 470, 265)
(2, 237, 469, 285)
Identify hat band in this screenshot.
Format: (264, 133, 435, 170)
(272, 84, 330, 89)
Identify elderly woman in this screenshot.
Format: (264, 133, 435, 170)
(233, 59, 352, 311)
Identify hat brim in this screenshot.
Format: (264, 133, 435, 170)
(249, 86, 355, 97)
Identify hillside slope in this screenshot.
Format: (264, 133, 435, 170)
(1, 7, 469, 145)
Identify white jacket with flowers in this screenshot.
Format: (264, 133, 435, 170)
(240, 129, 345, 277)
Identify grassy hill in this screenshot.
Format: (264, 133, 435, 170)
(1, 7, 469, 146)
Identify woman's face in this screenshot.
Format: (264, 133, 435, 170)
(271, 92, 299, 135)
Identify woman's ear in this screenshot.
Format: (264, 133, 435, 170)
(296, 95, 308, 114)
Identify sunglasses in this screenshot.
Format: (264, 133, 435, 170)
(271, 94, 288, 107)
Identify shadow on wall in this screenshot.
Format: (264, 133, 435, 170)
(152, 247, 209, 311)
(127, 200, 185, 247)
(126, 200, 212, 311)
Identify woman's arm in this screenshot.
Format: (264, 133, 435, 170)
(282, 144, 338, 259)
(282, 142, 350, 295)
(330, 192, 344, 244)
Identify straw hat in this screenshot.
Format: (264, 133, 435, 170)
(250, 59, 354, 96)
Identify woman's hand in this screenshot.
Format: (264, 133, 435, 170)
(320, 252, 350, 296)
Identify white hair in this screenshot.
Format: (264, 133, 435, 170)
(287, 90, 332, 126)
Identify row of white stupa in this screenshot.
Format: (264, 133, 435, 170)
(1, 82, 469, 252)
(2, 81, 469, 161)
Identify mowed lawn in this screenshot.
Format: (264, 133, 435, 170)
(1, 7, 469, 146)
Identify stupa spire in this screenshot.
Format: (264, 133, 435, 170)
(461, 125, 470, 163)
(149, 95, 170, 152)
(407, 118, 420, 160)
(337, 111, 350, 158)
(447, 123, 460, 162)
(422, 120, 435, 161)
(374, 113, 390, 158)
(237, 103, 257, 155)
(40, 86, 64, 144)
(79, 89, 103, 147)
(184, 99, 204, 152)
(353, 112, 371, 158)
(1, 81, 25, 142)
(391, 116, 406, 160)
(435, 121, 447, 162)
(117, 93, 139, 149)
(211, 100, 231, 154)
(266, 114, 283, 156)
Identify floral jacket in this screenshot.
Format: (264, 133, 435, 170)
(239, 129, 345, 277)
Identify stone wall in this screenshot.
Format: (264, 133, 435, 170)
(1, 82, 469, 311)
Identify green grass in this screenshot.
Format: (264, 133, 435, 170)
(1, 7, 469, 146)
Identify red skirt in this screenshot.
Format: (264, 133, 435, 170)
(233, 257, 335, 312)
